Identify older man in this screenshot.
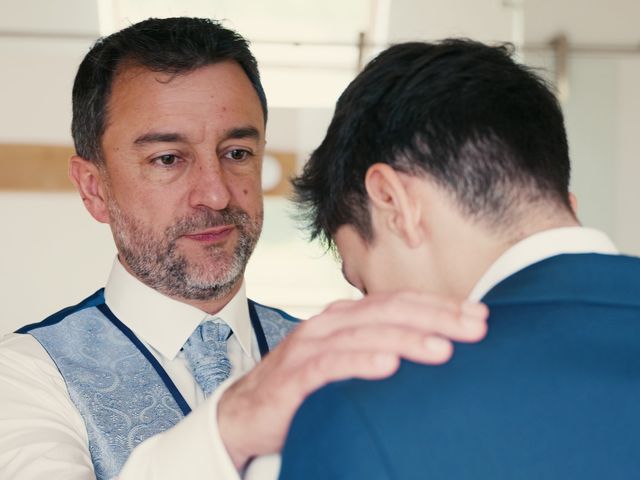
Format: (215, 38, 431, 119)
(0, 19, 487, 480)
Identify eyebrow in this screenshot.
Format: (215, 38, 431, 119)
(133, 132, 187, 145)
(222, 126, 261, 142)
(133, 126, 261, 146)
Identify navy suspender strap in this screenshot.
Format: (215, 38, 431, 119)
(97, 303, 193, 416)
(58, 300, 269, 415)
(248, 300, 270, 357)
(101, 300, 270, 403)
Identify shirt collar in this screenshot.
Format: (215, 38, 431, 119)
(468, 227, 618, 301)
(103, 258, 253, 360)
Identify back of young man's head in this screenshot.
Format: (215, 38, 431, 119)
(294, 39, 573, 248)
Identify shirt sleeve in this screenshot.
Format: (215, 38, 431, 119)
(0, 334, 95, 480)
(0, 334, 242, 480)
(244, 454, 281, 480)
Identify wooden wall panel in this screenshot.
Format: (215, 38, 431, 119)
(264, 151, 297, 197)
(0, 144, 298, 195)
(0, 144, 75, 190)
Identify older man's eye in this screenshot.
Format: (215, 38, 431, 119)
(154, 154, 178, 166)
(226, 149, 251, 161)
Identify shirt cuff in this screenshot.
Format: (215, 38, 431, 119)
(245, 454, 282, 480)
(119, 377, 241, 480)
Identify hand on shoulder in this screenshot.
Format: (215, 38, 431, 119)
(218, 291, 488, 469)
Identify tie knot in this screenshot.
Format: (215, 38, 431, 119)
(201, 320, 231, 343)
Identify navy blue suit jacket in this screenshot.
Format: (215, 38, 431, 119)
(279, 254, 640, 479)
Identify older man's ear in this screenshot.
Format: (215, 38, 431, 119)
(69, 155, 110, 224)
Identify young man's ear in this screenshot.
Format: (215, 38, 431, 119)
(68, 155, 110, 224)
(364, 163, 423, 248)
(568, 192, 578, 217)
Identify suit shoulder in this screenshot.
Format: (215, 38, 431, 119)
(282, 381, 393, 479)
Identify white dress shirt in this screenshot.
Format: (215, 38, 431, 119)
(468, 227, 618, 301)
(0, 258, 255, 480)
(246, 227, 620, 480)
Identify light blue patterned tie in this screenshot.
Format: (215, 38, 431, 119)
(183, 320, 232, 397)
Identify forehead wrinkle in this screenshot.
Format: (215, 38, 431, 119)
(105, 63, 264, 155)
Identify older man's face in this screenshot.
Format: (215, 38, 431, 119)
(99, 61, 265, 302)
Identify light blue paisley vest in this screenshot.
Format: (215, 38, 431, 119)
(16, 289, 298, 480)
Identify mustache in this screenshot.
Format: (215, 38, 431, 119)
(166, 207, 252, 238)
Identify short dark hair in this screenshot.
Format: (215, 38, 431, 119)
(72, 17, 267, 163)
(294, 39, 572, 247)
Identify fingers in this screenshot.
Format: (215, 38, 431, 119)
(294, 341, 450, 397)
(217, 291, 489, 466)
(297, 352, 402, 393)
(306, 291, 488, 343)
(323, 291, 459, 314)
(311, 324, 455, 365)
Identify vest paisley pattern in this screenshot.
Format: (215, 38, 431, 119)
(17, 289, 298, 480)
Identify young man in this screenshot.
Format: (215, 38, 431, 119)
(0, 20, 487, 480)
(280, 39, 640, 479)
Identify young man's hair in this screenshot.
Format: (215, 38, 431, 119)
(72, 17, 267, 163)
(294, 39, 572, 247)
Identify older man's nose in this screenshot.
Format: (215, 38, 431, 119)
(188, 157, 232, 211)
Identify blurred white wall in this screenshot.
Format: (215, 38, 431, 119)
(0, 0, 95, 145)
(521, 0, 640, 254)
(388, 0, 514, 43)
(1, 0, 639, 334)
(524, 0, 640, 45)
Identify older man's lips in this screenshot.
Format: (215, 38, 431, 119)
(183, 225, 235, 243)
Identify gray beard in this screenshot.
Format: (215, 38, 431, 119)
(108, 202, 262, 301)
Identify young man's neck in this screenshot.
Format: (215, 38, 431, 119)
(432, 207, 580, 301)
